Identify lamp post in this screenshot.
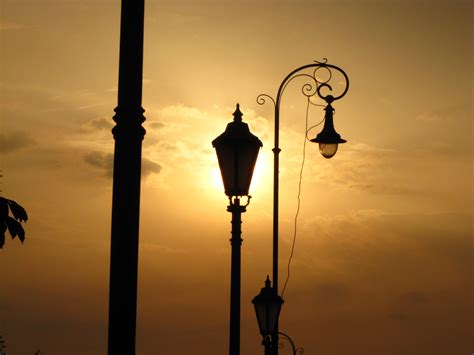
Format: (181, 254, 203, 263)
(255, 59, 350, 353)
(213, 104, 263, 355)
(108, 1, 145, 354)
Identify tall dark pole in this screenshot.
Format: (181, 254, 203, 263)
(228, 197, 246, 355)
(108, 1, 145, 354)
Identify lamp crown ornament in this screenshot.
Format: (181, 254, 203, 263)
(233, 103, 243, 122)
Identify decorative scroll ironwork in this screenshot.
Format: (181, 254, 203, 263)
(278, 332, 304, 355)
(256, 58, 349, 111)
(256, 93, 276, 108)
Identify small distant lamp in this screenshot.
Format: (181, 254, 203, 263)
(310, 98, 346, 159)
(212, 104, 263, 196)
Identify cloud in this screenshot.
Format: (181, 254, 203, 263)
(0, 23, 25, 31)
(159, 104, 207, 121)
(313, 282, 350, 302)
(386, 291, 429, 322)
(0, 131, 36, 154)
(84, 151, 161, 178)
(84, 117, 113, 131)
(300, 142, 419, 195)
(142, 157, 162, 176)
(387, 312, 409, 321)
(84, 151, 114, 177)
(147, 121, 165, 130)
(400, 291, 429, 304)
(415, 103, 471, 123)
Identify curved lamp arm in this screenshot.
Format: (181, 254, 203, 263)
(278, 332, 304, 355)
(257, 58, 349, 153)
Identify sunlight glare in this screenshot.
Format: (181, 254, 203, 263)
(209, 151, 269, 196)
(211, 167, 225, 191)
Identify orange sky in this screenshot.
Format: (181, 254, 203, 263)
(1, 0, 473, 354)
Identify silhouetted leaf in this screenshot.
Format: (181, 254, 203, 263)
(0, 226, 5, 248)
(7, 199, 28, 222)
(18, 222, 25, 243)
(6, 216, 25, 243)
(0, 197, 8, 221)
(0, 196, 28, 248)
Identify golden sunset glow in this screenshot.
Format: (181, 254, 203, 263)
(211, 166, 224, 191)
(0, 1, 472, 355)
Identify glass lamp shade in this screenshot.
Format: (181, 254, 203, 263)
(212, 104, 263, 197)
(318, 143, 339, 159)
(310, 104, 346, 159)
(252, 277, 284, 337)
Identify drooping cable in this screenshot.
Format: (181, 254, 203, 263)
(281, 99, 326, 298)
(280, 99, 309, 297)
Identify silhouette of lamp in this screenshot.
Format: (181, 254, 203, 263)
(309, 96, 347, 159)
(212, 103, 262, 355)
(255, 59, 349, 354)
(252, 276, 284, 354)
(253, 277, 304, 355)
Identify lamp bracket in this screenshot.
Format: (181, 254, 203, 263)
(257, 58, 349, 114)
(277, 331, 304, 355)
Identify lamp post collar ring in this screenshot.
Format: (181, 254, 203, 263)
(227, 195, 251, 211)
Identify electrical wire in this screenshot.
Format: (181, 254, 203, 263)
(281, 99, 325, 298)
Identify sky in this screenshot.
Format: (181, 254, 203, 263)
(0, 0, 473, 354)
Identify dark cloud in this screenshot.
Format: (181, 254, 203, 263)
(314, 282, 350, 302)
(386, 291, 429, 322)
(84, 151, 114, 177)
(0, 23, 26, 31)
(387, 312, 409, 321)
(84, 151, 161, 178)
(0, 131, 35, 154)
(400, 291, 428, 304)
(142, 157, 162, 176)
(148, 121, 165, 130)
(88, 117, 113, 131)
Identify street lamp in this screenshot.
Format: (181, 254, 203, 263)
(310, 97, 347, 158)
(252, 277, 303, 355)
(255, 59, 350, 353)
(252, 276, 283, 355)
(212, 103, 263, 355)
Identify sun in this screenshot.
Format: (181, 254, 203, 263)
(209, 150, 270, 197)
(248, 151, 268, 195)
(211, 167, 225, 191)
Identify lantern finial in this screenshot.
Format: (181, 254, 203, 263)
(265, 275, 271, 288)
(233, 103, 243, 122)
